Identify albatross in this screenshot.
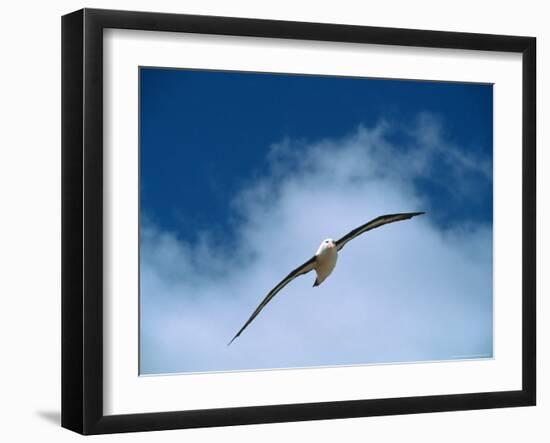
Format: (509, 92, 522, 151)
(228, 211, 424, 345)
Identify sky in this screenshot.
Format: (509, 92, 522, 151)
(139, 67, 493, 375)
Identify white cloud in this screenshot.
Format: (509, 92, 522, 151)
(140, 116, 492, 374)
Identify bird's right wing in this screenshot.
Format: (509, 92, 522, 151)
(228, 255, 317, 345)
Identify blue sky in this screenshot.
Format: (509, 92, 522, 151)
(139, 67, 493, 374)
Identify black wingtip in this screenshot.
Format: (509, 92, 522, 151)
(227, 335, 238, 346)
(405, 211, 425, 219)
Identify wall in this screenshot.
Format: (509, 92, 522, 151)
(0, 1, 545, 441)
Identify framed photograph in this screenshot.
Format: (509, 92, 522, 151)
(61, 8, 536, 435)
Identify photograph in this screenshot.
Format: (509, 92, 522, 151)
(57, 5, 537, 436)
(138, 67, 494, 375)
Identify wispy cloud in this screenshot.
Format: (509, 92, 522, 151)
(140, 115, 492, 374)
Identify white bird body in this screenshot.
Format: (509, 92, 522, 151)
(314, 239, 338, 286)
(228, 211, 424, 345)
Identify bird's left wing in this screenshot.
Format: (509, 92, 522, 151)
(336, 212, 424, 251)
(228, 255, 317, 345)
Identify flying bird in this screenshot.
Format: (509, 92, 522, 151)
(228, 211, 424, 345)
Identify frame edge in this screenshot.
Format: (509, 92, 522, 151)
(521, 36, 537, 406)
(61, 8, 85, 435)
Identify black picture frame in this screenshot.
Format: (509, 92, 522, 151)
(61, 8, 536, 435)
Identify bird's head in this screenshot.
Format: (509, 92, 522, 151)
(317, 238, 337, 254)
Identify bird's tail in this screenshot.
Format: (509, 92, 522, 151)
(312, 278, 320, 287)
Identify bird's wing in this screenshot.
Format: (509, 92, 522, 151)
(336, 212, 424, 252)
(228, 255, 317, 345)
